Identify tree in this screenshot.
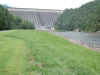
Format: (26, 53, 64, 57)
(0, 4, 35, 30)
(55, 0, 100, 32)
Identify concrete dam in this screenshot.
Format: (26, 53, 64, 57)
(8, 8, 63, 30)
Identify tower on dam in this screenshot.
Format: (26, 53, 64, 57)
(8, 8, 63, 30)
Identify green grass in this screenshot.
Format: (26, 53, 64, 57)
(0, 30, 100, 75)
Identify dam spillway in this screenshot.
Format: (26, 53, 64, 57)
(8, 8, 63, 30)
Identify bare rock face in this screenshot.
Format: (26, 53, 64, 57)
(8, 8, 63, 30)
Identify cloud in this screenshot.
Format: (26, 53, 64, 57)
(0, 0, 94, 10)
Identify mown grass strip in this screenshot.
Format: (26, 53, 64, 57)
(0, 32, 29, 75)
(0, 30, 100, 75)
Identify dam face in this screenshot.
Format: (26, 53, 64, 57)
(8, 8, 63, 30)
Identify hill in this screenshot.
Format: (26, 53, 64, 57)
(55, 0, 100, 32)
(0, 30, 100, 75)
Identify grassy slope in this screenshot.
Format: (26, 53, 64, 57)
(0, 31, 29, 75)
(0, 30, 100, 75)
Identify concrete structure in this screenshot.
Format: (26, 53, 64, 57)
(8, 8, 63, 30)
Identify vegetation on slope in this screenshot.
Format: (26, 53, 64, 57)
(0, 30, 100, 75)
(0, 5, 34, 30)
(55, 0, 100, 32)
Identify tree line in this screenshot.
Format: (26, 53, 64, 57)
(0, 5, 34, 30)
(55, 0, 100, 32)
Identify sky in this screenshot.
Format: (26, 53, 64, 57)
(0, 0, 94, 10)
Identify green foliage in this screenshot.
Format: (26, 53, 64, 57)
(0, 5, 35, 30)
(12, 16, 35, 29)
(0, 5, 12, 30)
(55, 0, 100, 32)
(19, 21, 35, 29)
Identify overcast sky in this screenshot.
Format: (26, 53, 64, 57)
(0, 0, 94, 10)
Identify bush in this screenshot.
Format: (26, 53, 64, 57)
(17, 21, 35, 29)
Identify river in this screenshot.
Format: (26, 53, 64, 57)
(53, 31, 100, 50)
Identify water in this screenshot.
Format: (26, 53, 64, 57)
(53, 31, 100, 50)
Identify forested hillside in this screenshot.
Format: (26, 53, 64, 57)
(55, 0, 100, 32)
(0, 5, 34, 30)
